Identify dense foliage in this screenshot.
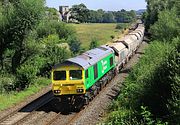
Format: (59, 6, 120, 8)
(89, 38, 99, 49)
(105, 0, 180, 124)
(0, 0, 75, 92)
(149, 9, 180, 41)
(106, 40, 179, 125)
(143, 0, 180, 30)
(70, 3, 136, 23)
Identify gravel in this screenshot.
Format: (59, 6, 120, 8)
(0, 87, 53, 125)
(0, 85, 51, 121)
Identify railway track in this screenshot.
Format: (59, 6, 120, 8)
(44, 112, 76, 125)
(45, 75, 119, 125)
(43, 75, 118, 125)
(0, 91, 53, 125)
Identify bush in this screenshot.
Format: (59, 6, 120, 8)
(0, 74, 15, 93)
(39, 35, 71, 77)
(37, 20, 75, 39)
(106, 108, 139, 125)
(34, 77, 51, 86)
(68, 35, 81, 55)
(116, 24, 124, 29)
(110, 35, 115, 39)
(150, 9, 180, 41)
(16, 64, 38, 90)
(15, 54, 46, 89)
(116, 23, 129, 30)
(89, 38, 99, 49)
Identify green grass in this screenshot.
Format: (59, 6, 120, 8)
(69, 23, 125, 49)
(0, 77, 50, 111)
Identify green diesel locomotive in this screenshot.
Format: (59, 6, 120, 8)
(52, 45, 115, 106)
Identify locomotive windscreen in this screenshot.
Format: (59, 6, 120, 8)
(69, 70, 82, 80)
(53, 71, 66, 80)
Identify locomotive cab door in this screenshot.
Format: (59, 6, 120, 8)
(85, 69, 90, 85)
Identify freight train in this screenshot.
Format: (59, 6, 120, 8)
(51, 21, 145, 109)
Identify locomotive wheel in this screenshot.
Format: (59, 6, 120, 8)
(73, 96, 85, 112)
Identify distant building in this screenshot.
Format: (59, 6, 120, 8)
(59, 6, 71, 22)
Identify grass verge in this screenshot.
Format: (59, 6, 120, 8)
(0, 77, 50, 111)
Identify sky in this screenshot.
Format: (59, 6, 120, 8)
(46, 0, 147, 11)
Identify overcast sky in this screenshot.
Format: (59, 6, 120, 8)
(46, 0, 147, 11)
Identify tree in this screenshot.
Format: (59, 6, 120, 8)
(70, 3, 90, 23)
(0, 0, 45, 72)
(88, 10, 98, 23)
(88, 9, 104, 23)
(102, 12, 116, 23)
(89, 38, 98, 49)
(145, 0, 180, 38)
(144, 0, 179, 29)
(150, 9, 180, 41)
(45, 7, 60, 21)
(115, 10, 136, 23)
(11, 0, 45, 73)
(96, 9, 104, 22)
(0, 2, 14, 70)
(68, 36, 81, 55)
(36, 20, 75, 39)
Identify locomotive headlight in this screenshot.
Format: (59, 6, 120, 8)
(54, 90, 61, 94)
(76, 89, 84, 93)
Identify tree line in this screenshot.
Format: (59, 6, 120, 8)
(70, 3, 136, 23)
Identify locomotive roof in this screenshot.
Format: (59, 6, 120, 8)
(53, 45, 114, 69)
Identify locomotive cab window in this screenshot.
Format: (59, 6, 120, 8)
(94, 64, 98, 79)
(85, 69, 88, 78)
(110, 57, 113, 67)
(53, 71, 66, 80)
(69, 70, 82, 80)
